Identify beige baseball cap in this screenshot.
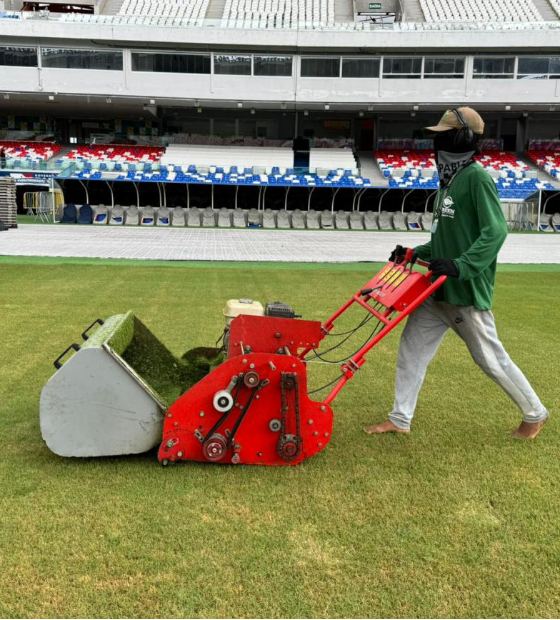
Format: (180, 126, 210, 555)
(424, 107, 485, 135)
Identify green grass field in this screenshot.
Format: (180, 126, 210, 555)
(1, 257, 559, 619)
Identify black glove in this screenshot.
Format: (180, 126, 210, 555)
(389, 245, 407, 263)
(429, 258, 460, 278)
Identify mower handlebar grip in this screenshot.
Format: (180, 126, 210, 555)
(81, 318, 105, 341)
(54, 343, 81, 370)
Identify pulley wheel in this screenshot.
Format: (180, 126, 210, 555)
(269, 418, 282, 432)
(243, 371, 260, 389)
(203, 434, 228, 462)
(213, 389, 234, 413)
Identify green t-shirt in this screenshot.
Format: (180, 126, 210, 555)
(414, 162, 508, 311)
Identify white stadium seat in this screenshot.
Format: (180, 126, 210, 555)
(419, 0, 543, 22)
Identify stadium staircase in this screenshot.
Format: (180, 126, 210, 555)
(102, 0, 125, 14)
(402, 0, 425, 21)
(205, 0, 226, 19)
(522, 155, 560, 188)
(357, 151, 389, 187)
(55, 145, 76, 160)
(531, 0, 560, 20)
(334, 0, 354, 22)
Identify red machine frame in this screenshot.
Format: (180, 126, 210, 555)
(158, 254, 446, 466)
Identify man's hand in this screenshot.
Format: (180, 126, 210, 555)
(429, 258, 460, 278)
(389, 245, 407, 263)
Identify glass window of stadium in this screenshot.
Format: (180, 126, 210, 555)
(473, 57, 514, 79)
(383, 57, 422, 79)
(341, 58, 380, 78)
(550, 58, 560, 79)
(0, 46, 38, 67)
(300, 57, 341, 78)
(253, 56, 292, 77)
(423, 57, 465, 79)
(517, 57, 560, 80)
(213, 54, 251, 75)
(41, 49, 123, 71)
(131, 52, 210, 74)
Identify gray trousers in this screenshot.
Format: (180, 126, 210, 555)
(389, 297, 549, 430)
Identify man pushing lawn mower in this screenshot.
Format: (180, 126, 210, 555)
(365, 107, 549, 439)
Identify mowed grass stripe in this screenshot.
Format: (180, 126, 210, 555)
(0, 262, 559, 618)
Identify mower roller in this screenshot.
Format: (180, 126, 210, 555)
(40, 251, 445, 465)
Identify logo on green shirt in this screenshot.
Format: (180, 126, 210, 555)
(441, 196, 455, 218)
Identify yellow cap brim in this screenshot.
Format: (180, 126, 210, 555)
(424, 122, 457, 133)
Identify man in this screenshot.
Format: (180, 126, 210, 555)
(365, 107, 549, 439)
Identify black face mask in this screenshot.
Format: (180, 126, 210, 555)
(433, 130, 464, 155)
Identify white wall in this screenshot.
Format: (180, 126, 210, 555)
(5, 60, 559, 106)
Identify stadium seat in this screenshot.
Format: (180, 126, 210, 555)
(320, 210, 334, 229)
(277, 210, 291, 228)
(217, 208, 232, 227)
(141, 206, 155, 226)
(419, 0, 543, 23)
(407, 212, 422, 231)
(109, 205, 124, 225)
(552, 213, 560, 232)
(232, 209, 247, 228)
(247, 209, 261, 227)
(202, 207, 216, 227)
(393, 212, 407, 231)
(539, 213, 553, 232)
(363, 211, 379, 230)
(349, 212, 364, 230)
(262, 209, 277, 228)
(420, 212, 433, 231)
(292, 209, 305, 229)
(60, 203, 77, 224)
(157, 207, 170, 226)
(335, 210, 350, 229)
(306, 210, 320, 229)
(93, 205, 108, 225)
(125, 206, 139, 226)
(187, 207, 201, 227)
(378, 211, 393, 230)
(171, 207, 186, 227)
(77, 204, 93, 225)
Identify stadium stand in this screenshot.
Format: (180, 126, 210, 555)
(419, 0, 543, 21)
(309, 148, 359, 175)
(71, 145, 371, 188)
(160, 144, 293, 170)
(527, 150, 560, 180)
(376, 149, 555, 197)
(61, 145, 165, 166)
(220, 0, 335, 29)
(0, 141, 61, 165)
(118, 0, 209, 24)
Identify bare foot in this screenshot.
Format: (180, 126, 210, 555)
(511, 418, 548, 439)
(364, 419, 410, 435)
